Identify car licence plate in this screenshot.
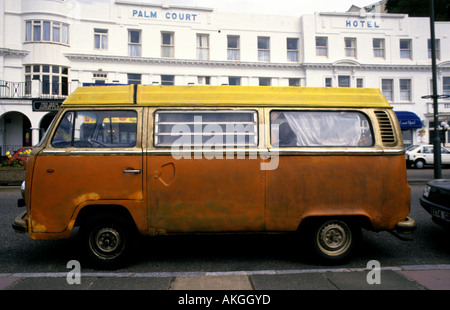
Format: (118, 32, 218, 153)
(430, 207, 450, 222)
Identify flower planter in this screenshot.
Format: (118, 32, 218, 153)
(0, 167, 25, 185)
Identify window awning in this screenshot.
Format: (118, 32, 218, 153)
(394, 111, 422, 130)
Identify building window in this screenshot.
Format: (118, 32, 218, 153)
(198, 76, 211, 85)
(127, 73, 141, 84)
(287, 38, 299, 62)
(258, 37, 270, 62)
(128, 30, 141, 57)
(94, 29, 108, 50)
(443, 77, 450, 97)
(338, 76, 350, 88)
(227, 36, 240, 61)
(25, 64, 69, 96)
(400, 39, 412, 59)
(373, 39, 385, 58)
(25, 20, 69, 44)
(161, 32, 174, 58)
(345, 38, 357, 58)
(325, 77, 332, 87)
(196, 34, 209, 60)
(400, 79, 412, 101)
(381, 79, 394, 101)
(228, 77, 241, 85)
(428, 39, 440, 60)
(93, 72, 107, 84)
(161, 75, 175, 85)
(289, 78, 300, 87)
(356, 78, 364, 88)
(315, 37, 328, 57)
(259, 78, 271, 86)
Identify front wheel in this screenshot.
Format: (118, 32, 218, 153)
(80, 213, 134, 269)
(414, 159, 425, 169)
(309, 218, 360, 264)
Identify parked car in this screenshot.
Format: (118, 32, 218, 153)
(420, 179, 450, 227)
(405, 144, 450, 169)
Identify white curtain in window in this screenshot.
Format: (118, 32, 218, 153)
(228, 50, 239, 60)
(283, 112, 362, 147)
(129, 45, 141, 56)
(43, 21, 51, 41)
(26, 22, 32, 41)
(287, 51, 298, 62)
(197, 48, 209, 60)
(400, 50, 411, 58)
(62, 24, 69, 44)
(258, 50, 270, 61)
(162, 46, 173, 57)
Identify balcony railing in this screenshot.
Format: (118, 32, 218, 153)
(0, 80, 74, 99)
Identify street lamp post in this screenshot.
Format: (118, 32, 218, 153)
(428, 0, 442, 179)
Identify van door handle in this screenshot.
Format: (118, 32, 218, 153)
(123, 169, 141, 174)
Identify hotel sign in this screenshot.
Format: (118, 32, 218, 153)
(346, 20, 381, 28)
(131, 8, 199, 22)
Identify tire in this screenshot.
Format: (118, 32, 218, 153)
(414, 159, 425, 169)
(309, 218, 360, 264)
(80, 213, 135, 269)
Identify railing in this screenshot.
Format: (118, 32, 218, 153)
(0, 81, 30, 98)
(0, 80, 73, 99)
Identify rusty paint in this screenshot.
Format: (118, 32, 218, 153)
(21, 86, 412, 241)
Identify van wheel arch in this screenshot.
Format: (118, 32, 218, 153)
(75, 205, 138, 231)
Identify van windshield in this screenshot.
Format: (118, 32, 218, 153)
(51, 110, 137, 148)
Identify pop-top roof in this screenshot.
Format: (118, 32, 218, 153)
(62, 85, 392, 108)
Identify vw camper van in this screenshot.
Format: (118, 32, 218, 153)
(13, 85, 416, 268)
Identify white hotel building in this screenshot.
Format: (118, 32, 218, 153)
(1, 0, 450, 154)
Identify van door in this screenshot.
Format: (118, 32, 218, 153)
(147, 109, 265, 233)
(30, 108, 143, 233)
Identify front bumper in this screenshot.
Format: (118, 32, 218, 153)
(420, 196, 450, 224)
(12, 211, 28, 233)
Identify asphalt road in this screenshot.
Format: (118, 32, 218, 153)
(1, 168, 449, 275)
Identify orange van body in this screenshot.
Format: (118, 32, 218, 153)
(13, 85, 415, 266)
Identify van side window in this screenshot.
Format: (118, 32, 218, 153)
(51, 110, 137, 148)
(271, 111, 373, 147)
(154, 110, 258, 147)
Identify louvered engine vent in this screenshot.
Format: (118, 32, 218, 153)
(375, 111, 396, 144)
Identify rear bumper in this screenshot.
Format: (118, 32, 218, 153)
(12, 211, 28, 233)
(395, 216, 416, 234)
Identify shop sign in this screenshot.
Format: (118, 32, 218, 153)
(32, 100, 63, 111)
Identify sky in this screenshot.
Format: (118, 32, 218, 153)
(155, 0, 379, 16)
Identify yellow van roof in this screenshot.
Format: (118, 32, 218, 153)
(62, 85, 391, 108)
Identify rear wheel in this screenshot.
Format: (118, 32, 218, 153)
(309, 218, 360, 264)
(80, 213, 135, 269)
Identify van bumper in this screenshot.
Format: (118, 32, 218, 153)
(395, 216, 416, 234)
(12, 211, 28, 233)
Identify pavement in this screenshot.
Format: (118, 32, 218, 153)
(1, 265, 450, 290)
(1, 169, 449, 292)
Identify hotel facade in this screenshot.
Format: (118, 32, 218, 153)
(1, 0, 450, 154)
